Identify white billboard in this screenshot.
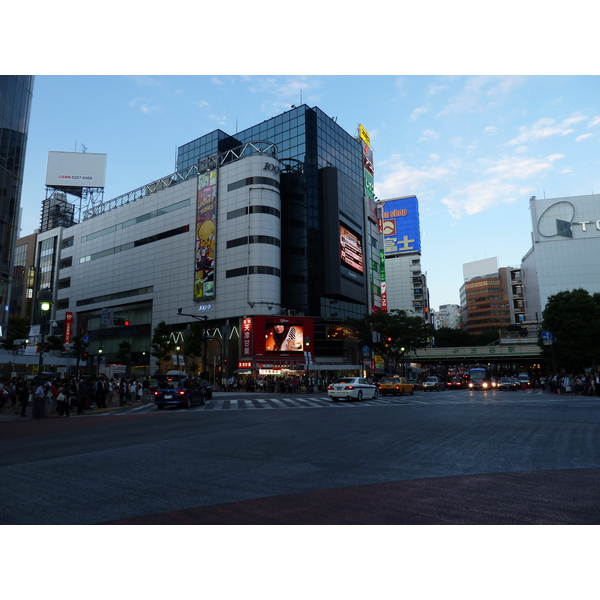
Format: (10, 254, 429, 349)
(46, 151, 107, 188)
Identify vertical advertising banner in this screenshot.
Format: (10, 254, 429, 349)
(380, 249, 388, 312)
(194, 170, 217, 300)
(64, 312, 73, 344)
(242, 318, 253, 358)
(382, 196, 422, 256)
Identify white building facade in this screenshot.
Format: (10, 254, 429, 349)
(522, 194, 600, 321)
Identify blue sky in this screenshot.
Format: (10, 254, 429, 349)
(19, 75, 599, 310)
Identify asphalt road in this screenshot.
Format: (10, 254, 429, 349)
(2, 389, 600, 524)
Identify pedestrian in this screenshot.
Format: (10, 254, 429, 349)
(107, 379, 115, 405)
(33, 378, 46, 419)
(77, 377, 88, 414)
(17, 377, 30, 418)
(57, 385, 70, 417)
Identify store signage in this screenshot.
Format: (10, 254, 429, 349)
(242, 318, 253, 357)
(358, 124, 371, 146)
(264, 162, 280, 174)
(536, 199, 600, 239)
(64, 312, 73, 344)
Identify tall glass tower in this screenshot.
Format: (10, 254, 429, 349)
(177, 105, 368, 320)
(0, 75, 34, 329)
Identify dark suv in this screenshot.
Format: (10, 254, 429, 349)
(154, 372, 212, 409)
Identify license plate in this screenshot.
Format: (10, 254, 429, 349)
(164, 394, 172, 399)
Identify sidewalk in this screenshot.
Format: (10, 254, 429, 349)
(0, 398, 146, 423)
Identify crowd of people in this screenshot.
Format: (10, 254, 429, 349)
(0, 374, 155, 419)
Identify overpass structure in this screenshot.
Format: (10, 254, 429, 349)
(408, 343, 541, 368)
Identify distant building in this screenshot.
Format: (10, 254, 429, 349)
(435, 304, 460, 329)
(380, 195, 429, 321)
(522, 193, 600, 321)
(459, 258, 512, 334)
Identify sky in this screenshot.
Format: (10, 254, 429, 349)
(18, 74, 599, 311)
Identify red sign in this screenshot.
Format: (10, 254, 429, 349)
(238, 361, 253, 369)
(64, 312, 73, 344)
(242, 318, 253, 357)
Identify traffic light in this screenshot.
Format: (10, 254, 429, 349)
(113, 318, 131, 326)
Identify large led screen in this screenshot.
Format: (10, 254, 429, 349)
(265, 322, 304, 352)
(340, 224, 364, 274)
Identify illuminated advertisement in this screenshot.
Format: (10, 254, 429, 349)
(382, 196, 421, 256)
(340, 224, 364, 274)
(194, 169, 217, 299)
(252, 316, 314, 360)
(265, 322, 304, 352)
(242, 318, 253, 358)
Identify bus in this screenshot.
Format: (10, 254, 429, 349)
(468, 368, 496, 390)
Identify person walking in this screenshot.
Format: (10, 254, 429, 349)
(17, 377, 30, 418)
(33, 378, 46, 419)
(77, 377, 88, 414)
(57, 385, 70, 417)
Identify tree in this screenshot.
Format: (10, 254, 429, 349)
(184, 321, 207, 373)
(151, 321, 173, 374)
(346, 309, 432, 373)
(541, 288, 600, 372)
(117, 341, 132, 371)
(1, 316, 30, 350)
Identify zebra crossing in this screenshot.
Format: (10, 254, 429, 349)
(85, 388, 586, 416)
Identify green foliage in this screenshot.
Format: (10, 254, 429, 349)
(117, 340, 132, 366)
(151, 321, 173, 373)
(541, 288, 600, 372)
(346, 309, 432, 373)
(184, 321, 206, 361)
(1, 316, 30, 349)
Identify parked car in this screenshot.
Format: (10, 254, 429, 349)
(422, 376, 445, 391)
(498, 376, 519, 391)
(378, 376, 414, 396)
(328, 377, 378, 401)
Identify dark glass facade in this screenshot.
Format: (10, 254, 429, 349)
(178, 105, 367, 322)
(0, 75, 34, 327)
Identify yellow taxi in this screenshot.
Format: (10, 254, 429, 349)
(377, 376, 414, 396)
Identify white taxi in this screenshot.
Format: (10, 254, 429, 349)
(327, 377, 379, 401)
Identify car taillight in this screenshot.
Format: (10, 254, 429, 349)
(347, 386, 354, 390)
(178, 390, 186, 396)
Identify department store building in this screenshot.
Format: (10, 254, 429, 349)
(29, 106, 384, 379)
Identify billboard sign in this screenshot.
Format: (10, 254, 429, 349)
(46, 151, 107, 188)
(252, 316, 314, 361)
(340, 224, 364, 274)
(382, 196, 421, 255)
(194, 169, 217, 300)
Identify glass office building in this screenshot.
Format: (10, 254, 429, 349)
(0, 75, 34, 328)
(177, 105, 369, 320)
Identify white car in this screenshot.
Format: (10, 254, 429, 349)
(327, 377, 378, 401)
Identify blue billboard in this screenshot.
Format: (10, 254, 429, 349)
(382, 196, 421, 256)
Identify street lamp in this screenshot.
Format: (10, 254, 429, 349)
(38, 289, 54, 376)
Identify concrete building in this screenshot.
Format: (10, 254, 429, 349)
(522, 193, 600, 321)
(22, 106, 383, 379)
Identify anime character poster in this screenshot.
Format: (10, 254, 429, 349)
(194, 170, 217, 299)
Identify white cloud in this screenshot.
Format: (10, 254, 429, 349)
(375, 157, 451, 199)
(484, 126, 499, 135)
(128, 97, 160, 114)
(588, 116, 600, 128)
(192, 100, 209, 108)
(440, 181, 533, 219)
(507, 113, 587, 145)
(410, 106, 428, 120)
(418, 129, 439, 143)
(547, 154, 566, 162)
(486, 156, 555, 179)
(576, 133, 594, 142)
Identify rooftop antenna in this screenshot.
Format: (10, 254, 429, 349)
(80, 143, 88, 153)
